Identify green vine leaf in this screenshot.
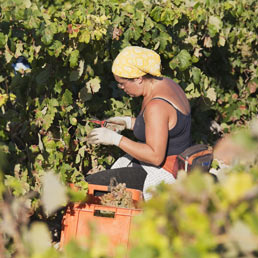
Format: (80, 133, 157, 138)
(69, 50, 80, 68)
(79, 77, 101, 102)
(208, 16, 222, 36)
(79, 30, 91, 43)
(41, 26, 54, 45)
(177, 49, 192, 71)
(61, 89, 73, 106)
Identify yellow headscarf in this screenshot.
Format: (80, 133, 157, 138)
(112, 46, 161, 78)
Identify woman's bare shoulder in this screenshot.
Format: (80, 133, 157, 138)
(154, 79, 190, 115)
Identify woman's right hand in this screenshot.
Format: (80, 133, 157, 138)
(106, 116, 132, 132)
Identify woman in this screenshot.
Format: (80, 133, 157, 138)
(86, 46, 191, 200)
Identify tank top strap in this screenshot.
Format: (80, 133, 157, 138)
(142, 97, 189, 116)
(142, 97, 180, 116)
(151, 97, 180, 111)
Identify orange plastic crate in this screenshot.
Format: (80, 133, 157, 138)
(60, 184, 143, 250)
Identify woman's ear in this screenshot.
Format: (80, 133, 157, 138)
(134, 77, 143, 84)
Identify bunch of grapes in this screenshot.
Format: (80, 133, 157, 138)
(100, 183, 135, 209)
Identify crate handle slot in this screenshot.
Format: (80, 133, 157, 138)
(94, 209, 115, 218)
(87, 184, 112, 195)
(93, 189, 110, 197)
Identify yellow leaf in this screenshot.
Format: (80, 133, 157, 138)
(15, 43, 24, 57)
(24, 0, 32, 8)
(0, 94, 8, 107)
(218, 34, 226, 47)
(4, 46, 13, 63)
(204, 36, 212, 48)
(207, 87, 217, 102)
(209, 16, 222, 31)
(9, 93, 16, 102)
(223, 174, 253, 202)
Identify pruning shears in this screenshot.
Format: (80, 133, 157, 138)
(89, 118, 108, 127)
(88, 117, 125, 132)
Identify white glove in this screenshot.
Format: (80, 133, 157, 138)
(106, 116, 132, 131)
(86, 127, 123, 146)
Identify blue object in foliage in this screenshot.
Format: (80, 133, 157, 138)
(12, 56, 31, 74)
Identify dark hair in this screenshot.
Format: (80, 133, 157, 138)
(121, 74, 162, 81)
(142, 74, 162, 80)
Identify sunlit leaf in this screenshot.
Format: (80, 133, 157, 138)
(69, 49, 79, 67)
(204, 36, 212, 48)
(48, 40, 64, 57)
(79, 30, 91, 43)
(229, 221, 258, 253)
(41, 171, 67, 216)
(209, 16, 222, 33)
(4, 48, 12, 63)
(191, 67, 201, 84)
(24, 0, 32, 8)
(27, 222, 51, 254)
(223, 174, 253, 202)
(150, 6, 163, 22)
(218, 34, 226, 47)
(206, 87, 217, 102)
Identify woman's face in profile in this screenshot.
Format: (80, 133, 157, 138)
(114, 75, 142, 97)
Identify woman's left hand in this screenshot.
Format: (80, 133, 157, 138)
(86, 127, 122, 146)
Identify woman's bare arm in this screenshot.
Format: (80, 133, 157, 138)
(119, 100, 175, 166)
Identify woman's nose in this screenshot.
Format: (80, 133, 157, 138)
(118, 84, 124, 89)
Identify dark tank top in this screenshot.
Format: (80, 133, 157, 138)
(133, 97, 191, 155)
